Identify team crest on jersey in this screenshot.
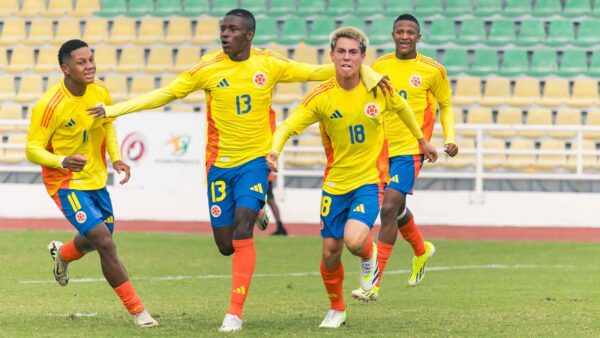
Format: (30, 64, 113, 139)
(409, 74, 422, 88)
(364, 103, 380, 118)
(253, 72, 267, 87)
(75, 211, 87, 224)
(211, 205, 222, 217)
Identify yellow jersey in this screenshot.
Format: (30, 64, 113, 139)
(272, 78, 423, 195)
(373, 51, 456, 157)
(26, 79, 121, 196)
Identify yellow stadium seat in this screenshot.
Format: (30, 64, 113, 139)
(1, 133, 27, 164)
(46, 0, 73, 17)
(192, 17, 220, 45)
(53, 18, 82, 45)
(535, 139, 566, 171)
(479, 77, 510, 106)
(7, 47, 35, 73)
(145, 47, 173, 74)
(19, 0, 46, 17)
(462, 107, 493, 137)
(584, 109, 600, 139)
(453, 76, 481, 106)
(273, 83, 303, 104)
(508, 77, 541, 106)
(540, 78, 569, 107)
(482, 138, 507, 170)
(130, 75, 157, 97)
(202, 45, 222, 56)
(159, 73, 177, 86)
(0, 0, 20, 17)
(570, 78, 599, 107)
(271, 104, 286, 122)
(116, 47, 145, 73)
(0, 104, 23, 132)
(136, 17, 165, 45)
(292, 43, 319, 64)
(174, 47, 200, 72)
(93, 46, 117, 74)
(73, 0, 100, 17)
(164, 17, 192, 45)
(0, 18, 26, 46)
(35, 47, 59, 73)
(25, 18, 54, 45)
(553, 108, 581, 138)
(505, 139, 536, 171)
(0, 75, 15, 101)
(108, 17, 136, 45)
(266, 42, 289, 58)
(489, 107, 521, 138)
(46, 75, 63, 88)
(521, 108, 552, 138)
(82, 17, 109, 45)
(443, 138, 475, 169)
(15, 75, 44, 103)
(566, 140, 597, 171)
(103, 75, 128, 102)
(0, 47, 8, 71)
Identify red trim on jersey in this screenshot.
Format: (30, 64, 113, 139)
(376, 138, 389, 205)
(301, 80, 335, 106)
(320, 123, 334, 184)
(412, 154, 423, 181)
(189, 53, 226, 75)
(101, 138, 107, 167)
(205, 96, 219, 174)
(419, 57, 447, 80)
(51, 193, 63, 210)
(41, 91, 64, 128)
(422, 96, 435, 143)
(269, 106, 276, 133)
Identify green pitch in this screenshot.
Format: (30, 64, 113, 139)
(1, 230, 599, 337)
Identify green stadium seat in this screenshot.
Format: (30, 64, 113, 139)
(528, 50, 558, 76)
(563, 0, 592, 17)
(456, 18, 486, 45)
(443, 49, 469, 75)
(532, 0, 562, 16)
(297, 0, 326, 17)
(307, 18, 336, 45)
(574, 20, 600, 47)
(425, 18, 456, 44)
(515, 20, 546, 46)
(473, 0, 502, 17)
(503, 0, 531, 16)
(558, 50, 588, 77)
(325, 0, 353, 17)
(278, 18, 307, 45)
(498, 49, 528, 76)
(419, 48, 438, 60)
(153, 0, 183, 17)
(240, 0, 267, 16)
(270, 0, 296, 17)
(126, 0, 153, 17)
(95, 0, 127, 17)
(414, 0, 443, 17)
(443, 0, 473, 17)
(545, 20, 573, 47)
(486, 19, 515, 46)
(341, 16, 366, 31)
(253, 18, 279, 46)
(468, 50, 498, 76)
(181, 0, 208, 17)
(385, 1, 413, 14)
(355, 0, 384, 17)
(588, 51, 600, 76)
(369, 20, 392, 45)
(210, 0, 239, 16)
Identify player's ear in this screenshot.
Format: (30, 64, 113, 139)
(246, 29, 255, 41)
(60, 63, 70, 76)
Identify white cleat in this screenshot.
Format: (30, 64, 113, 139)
(219, 313, 243, 332)
(359, 242, 379, 292)
(133, 309, 159, 328)
(47, 240, 69, 286)
(256, 205, 270, 231)
(319, 309, 347, 328)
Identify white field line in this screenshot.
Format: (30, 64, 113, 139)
(46, 312, 98, 318)
(20, 264, 573, 285)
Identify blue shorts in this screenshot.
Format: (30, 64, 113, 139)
(53, 187, 114, 236)
(207, 157, 270, 227)
(319, 184, 381, 239)
(387, 155, 424, 195)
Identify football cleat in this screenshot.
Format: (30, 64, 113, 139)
(256, 205, 269, 231)
(318, 309, 346, 328)
(351, 285, 379, 302)
(133, 310, 159, 328)
(408, 241, 436, 286)
(359, 242, 379, 291)
(219, 313, 243, 332)
(47, 240, 69, 286)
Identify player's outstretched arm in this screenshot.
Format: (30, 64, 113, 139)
(88, 86, 178, 119)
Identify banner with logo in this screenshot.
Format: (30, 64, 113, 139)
(115, 113, 205, 189)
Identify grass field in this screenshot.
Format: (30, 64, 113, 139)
(1, 230, 599, 337)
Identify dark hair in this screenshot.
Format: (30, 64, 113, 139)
(225, 8, 256, 32)
(393, 14, 420, 32)
(58, 39, 89, 66)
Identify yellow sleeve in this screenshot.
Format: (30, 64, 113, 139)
(359, 64, 384, 91)
(104, 120, 121, 163)
(432, 67, 456, 144)
(388, 90, 424, 140)
(272, 102, 321, 154)
(26, 103, 63, 168)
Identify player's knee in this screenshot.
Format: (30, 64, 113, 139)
(322, 248, 342, 262)
(344, 237, 364, 255)
(380, 203, 400, 223)
(217, 244, 234, 256)
(94, 237, 116, 256)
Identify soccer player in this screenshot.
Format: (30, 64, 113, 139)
(267, 27, 437, 328)
(87, 9, 386, 332)
(25, 39, 158, 328)
(352, 14, 459, 301)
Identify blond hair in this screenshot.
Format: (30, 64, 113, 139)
(329, 26, 369, 54)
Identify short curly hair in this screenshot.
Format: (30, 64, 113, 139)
(329, 26, 369, 54)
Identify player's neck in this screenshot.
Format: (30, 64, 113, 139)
(227, 47, 251, 62)
(63, 77, 87, 97)
(336, 74, 360, 91)
(395, 50, 417, 60)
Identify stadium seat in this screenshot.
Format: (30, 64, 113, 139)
(443, 138, 475, 169)
(125, 0, 153, 16)
(269, 0, 296, 17)
(153, 0, 183, 16)
(240, 0, 267, 16)
(562, 0, 591, 17)
(0, 48, 7, 72)
(509, 78, 541, 107)
(7, 47, 35, 73)
(369, 20, 393, 46)
(325, 0, 353, 17)
(490, 107, 521, 138)
(203, 45, 223, 57)
(443, 49, 469, 75)
(535, 139, 567, 171)
(503, 0, 532, 16)
(192, 17, 220, 45)
(19, 0, 46, 17)
(589, 51, 600, 76)
(96, 0, 126, 17)
(528, 50, 558, 76)
(545, 20, 574, 47)
(174, 47, 201, 72)
(498, 49, 528, 76)
(515, 20, 546, 47)
(558, 50, 587, 77)
(456, 18, 486, 45)
(553, 108, 581, 139)
(566, 139, 597, 171)
(585, 109, 600, 139)
(0, 0, 19, 17)
(570, 78, 599, 107)
(73, 0, 100, 17)
(136, 17, 164, 45)
(46, 0, 73, 17)
(487, 19, 516, 46)
(1, 133, 27, 164)
(159, 73, 177, 87)
(145, 47, 173, 74)
(307, 18, 336, 46)
(540, 78, 569, 107)
(0, 75, 15, 102)
(355, 0, 384, 17)
(469, 50, 499, 76)
(25, 18, 53, 45)
(35, 47, 59, 73)
(53, 18, 82, 45)
(82, 17, 109, 44)
(117, 47, 145, 73)
(278, 18, 307, 45)
(164, 17, 192, 45)
(419, 47, 438, 60)
(453, 76, 482, 106)
(341, 16, 366, 32)
(292, 44, 319, 64)
(480, 77, 510, 106)
(296, 0, 326, 16)
(473, 0, 502, 16)
(0, 18, 26, 46)
(273, 83, 303, 104)
(520, 108, 552, 138)
(414, 0, 443, 17)
(46, 74, 62, 88)
(210, 0, 239, 16)
(505, 139, 536, 170)
(0, 104, 23, 132)
(108, 17, 136, 45)
(463, 107, 493, 137)
(180, 0, 208, 16)
(574, 20, 600, 47)
(532, 0, 562, 16)
(482, 138, 507, 170)
(130, 75, 157, 96)
(92, 46, 117, 73)
(426, 18, 456, 44)
(15, 75, 43, 103)
(103, 75, 128, 101)
(252, 18, 279, 46)
(443, 0, 473, 17)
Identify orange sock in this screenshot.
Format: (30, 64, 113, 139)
(228, 238, 256, 319)
(114, 280, 144, 315)
(375, 241, 394, 287)
(320, 260, 345, 311)
(399, 215, 426, 256)
(59, 240, 85, 262)
(359, 234, 373, 260)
